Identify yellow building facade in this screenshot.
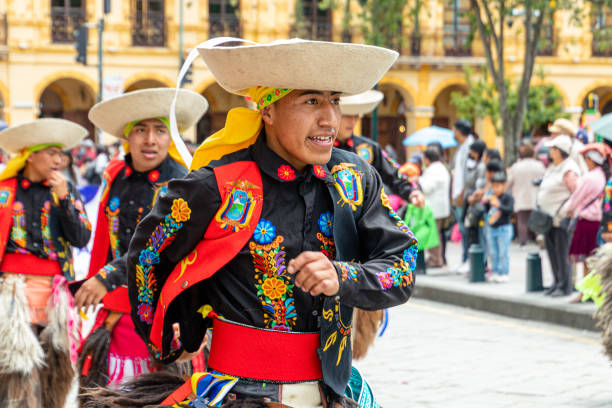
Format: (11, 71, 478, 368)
(1, 0, 612, 159)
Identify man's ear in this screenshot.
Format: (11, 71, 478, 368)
(261, 105, 274, 126)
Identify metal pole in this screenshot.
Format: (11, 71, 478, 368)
(372, 83, 379, 142)
(98, 18, 104, 103)
(179, 0, 184, 84)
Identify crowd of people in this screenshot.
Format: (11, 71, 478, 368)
(405, 116, 612, 299)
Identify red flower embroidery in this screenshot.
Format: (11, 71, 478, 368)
(347, 138, 354, 148)
(148, 169, 160, 183)
(124, 166, 133, 177)
(277, 165, 296, 181)
(313, 165, 327, 179)
(20, 179, 30, 189)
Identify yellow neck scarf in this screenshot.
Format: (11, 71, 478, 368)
(122, 117, 187, 168)
(0, 143, 63, 181)
(189, 87, 292, 171)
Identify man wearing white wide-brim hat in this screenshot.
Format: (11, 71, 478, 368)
(337, 90, 421, 204)
(73, 88, 208, 390)
(125, 38, 417, 407)
(0, 118, 92, 407)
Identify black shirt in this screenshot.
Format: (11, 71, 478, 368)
(128, 134, 417, 363)
(334, 134, 416, 201)
(486, 193, 514, 227)
(95, 154, 187, 291)
(6, 173, 91, 279)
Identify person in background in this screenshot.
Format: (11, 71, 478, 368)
(451, 119, 474, 272)
(507, 142, 546, 245)
(549, 117, 587, 175)
(483, 148, 501, 165)
(563, 144, 607, 283)
(538, 135, 580, 296)
(483, 171, 514, 283)
(60, 149, 81, 187)
(464, 140, 487, 264)
(419, 146, 451, 268)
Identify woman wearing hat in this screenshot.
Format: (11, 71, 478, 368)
(116, 38, 417, 408)
(0, 118, 91, 407)
(336, 90, 420, 203)
(73, 88, 208, 390)
(537, 135, 581, 297)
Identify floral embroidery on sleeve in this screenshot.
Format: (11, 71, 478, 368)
(249, 219, 296, 331)
(376, 247, 416, 290)
(334, 261, 358, 282)
(380, 189, 411, 234)
(135, 198, 191, 324)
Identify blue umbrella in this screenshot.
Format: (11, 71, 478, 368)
(403, 126, 457, 148)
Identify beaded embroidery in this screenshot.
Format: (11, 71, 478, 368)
(41, 201, 58, 260)
(136, 198, 191, 324)
(249, 219, 297, 331)
(10, 201, 27, 249)
(380, 189, 411, 233)
(331, 163, 364, 211)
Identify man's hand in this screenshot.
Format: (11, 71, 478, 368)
(48, 170, 69, 200)
(74, 277, 108, 312)
(287, 251, 339, 297)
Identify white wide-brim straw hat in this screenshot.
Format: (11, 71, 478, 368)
(88, 88, 208, 138)
(340, 90, 384, 116)
(196, 38, 399, 95)
(0, 118, 89, 154)
(545, 135, 572, 154)
(549, 118, 577, 137)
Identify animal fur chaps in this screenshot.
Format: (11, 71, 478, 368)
(352, 308, 383, 360)
(590, 244, 612, 360)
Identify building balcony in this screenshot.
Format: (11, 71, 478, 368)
(51, 8, 85, 44)
(592, 31, 612, 57)
(443, 28, 472, 56)
(132, 11, 166, 47)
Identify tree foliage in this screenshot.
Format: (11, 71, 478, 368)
(451, 66, 567, 139)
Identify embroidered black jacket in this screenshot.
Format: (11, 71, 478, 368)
(5, 173, 91, 280)
(335, 134, 417, 201)
(127, 134, 418, 396)
(94, 154, 187, 291)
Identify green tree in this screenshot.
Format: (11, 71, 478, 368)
(451, 66, 567, 141)
(460, 0, 612, 163)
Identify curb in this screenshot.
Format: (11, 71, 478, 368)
(413, 279, 598, 332)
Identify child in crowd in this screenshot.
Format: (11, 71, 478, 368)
(484, 171, 515, 283)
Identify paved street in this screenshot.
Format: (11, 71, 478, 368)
(357, 299, 612, 408)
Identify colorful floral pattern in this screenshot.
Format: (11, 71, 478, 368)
(277, 165, 296, 181)
(106, 196, 122, 260)
(604, 178, 612, 213)
(313, 165, 327, 179)
(98, 264, 116, 279)
(136, 198, 192, 324)
(257, 88, 292, 110)
(381, 149, 400, 170)
(376, 260, 413, 290)
(253, 219, 276, 244)
(380, 189, 411, 233)
(317, 212, 336, 260)
(318, 212, 334, 237)
(0, 188, 11, 208)
(148, 169, 161, 183)
(249, 220, 297, 331)
(41, 201, 58, 260)
(355, 143, 374, 164)
(334, 261, 358, 282)
(10, 201, 27, 249)
(403, 246, 418, 271)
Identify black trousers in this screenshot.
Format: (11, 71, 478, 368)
(544, 226, 572, 292)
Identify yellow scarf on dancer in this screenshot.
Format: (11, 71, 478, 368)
(190, 87, 292, 171)
(0, 143, 63, 181)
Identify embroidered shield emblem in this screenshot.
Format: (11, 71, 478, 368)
(0, 188, 11, 207)
(331, 163, 364, 211)
(215, 180, 261, 231)
(355, 143, 374, 163)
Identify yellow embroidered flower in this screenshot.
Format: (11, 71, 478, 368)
(262, 277, 287, 300)
(171, 198, 191, 222)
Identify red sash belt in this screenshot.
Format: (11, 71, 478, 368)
(1, 253, 61, 276)
(207, 317, 322, 383)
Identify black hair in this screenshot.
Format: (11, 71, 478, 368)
(424, 146, 441, 163)
(491, 171, 507, 183)
(560, 150, 569, 159)
(486, 159, 504, 173)
(469, 140, 487, 160)
(485, 148, 501, 162)
(454, 119, 472, 136)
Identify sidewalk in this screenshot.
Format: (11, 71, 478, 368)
(413, 241, 599, 331)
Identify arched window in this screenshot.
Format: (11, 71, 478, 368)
(132, 0, 166, 47)
(443, 0, 472, 56)
(50, 0, 85, 43)
(209, 0, 241, 38)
